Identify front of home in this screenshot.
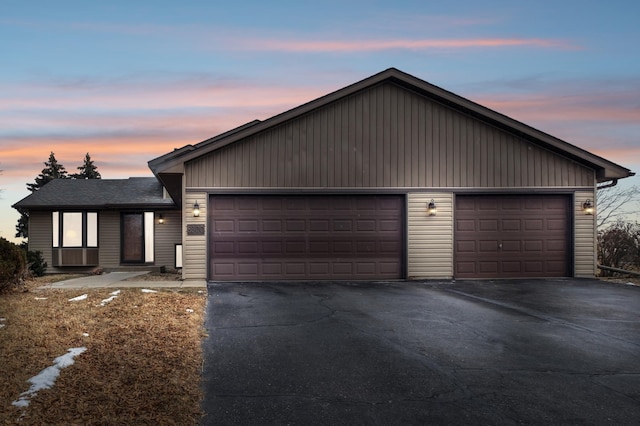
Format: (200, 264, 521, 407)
(15, 68, 634, 280)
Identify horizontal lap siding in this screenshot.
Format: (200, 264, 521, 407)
(155, 210, 182, 270)
(99, 211, 120, 268)
(28, 211, 56, 273)
(184, 192, 207, 281)
(407, 193, 453, 279)
(186, 82, 594, 189)
(575, 189, 596, 277)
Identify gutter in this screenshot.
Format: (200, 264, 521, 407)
(597, 179, 618, 190)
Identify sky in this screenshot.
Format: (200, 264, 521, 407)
(1, 0, 639, 242)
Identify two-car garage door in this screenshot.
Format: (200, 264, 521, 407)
(208, 195, 403, 280)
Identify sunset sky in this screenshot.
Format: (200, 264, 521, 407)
(2, 0, 639, 242)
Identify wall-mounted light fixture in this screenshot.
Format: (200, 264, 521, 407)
(583, 199, 594, 215)
(193, 200, 200, 217)
(428, 199, 437, 216)
(158, 214, 165, 224)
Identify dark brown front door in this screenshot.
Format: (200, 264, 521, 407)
(455, 194, 570, 278)
(208, 195, 404, 280)
(122, 213, 143, 263)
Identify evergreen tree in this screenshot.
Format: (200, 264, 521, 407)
(73, 153, 101, 179)
(17, 152, 69, 238)
(26, 152, 68, 192)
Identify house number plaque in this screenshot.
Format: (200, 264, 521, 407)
(186, 224, 205, 236)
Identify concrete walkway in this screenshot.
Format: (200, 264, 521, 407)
(39, 271, 206, 289)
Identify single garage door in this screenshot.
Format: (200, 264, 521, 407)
(208, 195, 404, 280)
(455, 194, 570, 278)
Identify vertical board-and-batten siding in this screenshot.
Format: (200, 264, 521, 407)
(186, 82, 594, 189)
(183, 192, 207, 281)
(407, 193, 453, 279)
(575, 189, 597, 277)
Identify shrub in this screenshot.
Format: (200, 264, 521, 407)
(0, 237, 27, 291)
(26, 250, 47, 277)
(598, 221, 640, 275)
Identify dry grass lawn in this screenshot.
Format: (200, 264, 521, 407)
(0, 276, 206, 425)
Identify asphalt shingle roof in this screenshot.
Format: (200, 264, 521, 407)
(12, 177, 175, 210)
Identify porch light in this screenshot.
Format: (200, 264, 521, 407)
(158, 214, 164, 224)
(193, 201, 200, 217)
(583, 199, 594, 215)
(428, 199, 437, 216)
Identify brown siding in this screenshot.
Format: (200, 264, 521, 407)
(155, 210, 182, 269)
(99, 210, 120, 268)
(186, 82, 594, 189)
(28, 211, 56, 273)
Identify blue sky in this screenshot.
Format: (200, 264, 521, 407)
(1, 0, 639, 241)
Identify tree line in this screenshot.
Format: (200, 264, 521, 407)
(15, 152, 101, 238)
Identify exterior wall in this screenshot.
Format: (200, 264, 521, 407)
(574, 188, 597, 277)
(29, 209, 181, 274)
(28, 211, 57, 273)
(99, 210, 120, 268)
(183, 192, 207, 281)
(186, 82, 594, 189)
(155, 210, 182, 270)
(407, 193, 454, 279)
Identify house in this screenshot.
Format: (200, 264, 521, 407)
(13, 178, 182, 273)
(14, 68, 634, 280)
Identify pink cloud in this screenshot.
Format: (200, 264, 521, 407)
(235, 37, 578, 52)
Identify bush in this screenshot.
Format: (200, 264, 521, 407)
(0, 237, 27, 291)
(26, 250, 47, 277)
(598, 221, 640, 275)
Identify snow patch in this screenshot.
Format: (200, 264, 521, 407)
(12, 347, 87, 408)
(186, 309, 194, 313)
(35, 297, 47, 300)
(141, 289, 158, 293)
(100, 290, 121, 306)
(82, 333, 89, 337)
(68, 294, 88, 302)
(0, 318, 5, 329)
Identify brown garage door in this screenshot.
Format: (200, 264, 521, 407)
(208, 195, 404, 280)
(455, 194, 570, 278)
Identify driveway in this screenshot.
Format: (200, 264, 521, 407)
(201, 279, 640, 425)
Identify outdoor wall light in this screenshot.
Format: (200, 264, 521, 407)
(428, 199, 437, 216)
(193, 201, 200, 217)
(158, 214, 164, 224)
(583, 199, 594, 215)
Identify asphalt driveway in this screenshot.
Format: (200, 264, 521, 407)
(201, 279, 640, 425)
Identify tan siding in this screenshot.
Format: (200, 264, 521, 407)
(575, 189, 597, 277)
(28, 211, 56, 273)
(183, 192, 207, 281)
(407, 193, 453, 279)
(186, 82, 593, 189)
(155, 210, 182, 270)
(99, 211, 120, 268)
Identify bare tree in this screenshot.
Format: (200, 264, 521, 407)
(596, 184, 640, 229)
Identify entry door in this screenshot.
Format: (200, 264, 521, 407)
(122, 213, 144, 263)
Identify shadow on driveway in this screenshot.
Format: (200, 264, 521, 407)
(201, 279, 640, 425)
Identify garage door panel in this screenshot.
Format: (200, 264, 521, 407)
(209, 195, 403, 280)
(455, 194, 570, 278)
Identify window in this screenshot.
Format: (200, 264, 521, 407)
(52, 211, 98, 248)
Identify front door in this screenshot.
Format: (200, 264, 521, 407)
(122, 213, 144, 263)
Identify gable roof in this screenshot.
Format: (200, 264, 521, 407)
(12, 177, 175, 210)
(149, 68, 633, 194)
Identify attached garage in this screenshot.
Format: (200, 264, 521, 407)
(454, 194, 570, 278)
(148, 68, 633, 283)
(208, 195, 403, 280)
